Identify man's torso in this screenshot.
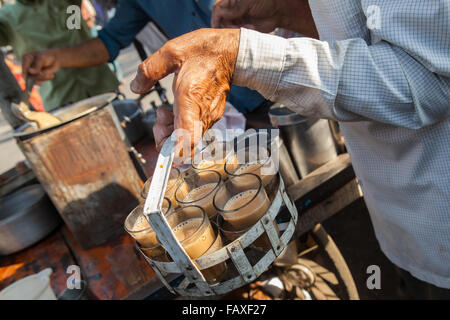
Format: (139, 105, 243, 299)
(310, 0, 450, 288)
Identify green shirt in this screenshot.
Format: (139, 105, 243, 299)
(0, 0, 119, 111)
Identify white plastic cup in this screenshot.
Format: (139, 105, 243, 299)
(0, 268, 57, 300)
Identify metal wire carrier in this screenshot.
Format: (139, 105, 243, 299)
(139, 137, 298, 297)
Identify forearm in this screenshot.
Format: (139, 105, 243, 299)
(278, 0, 318, 38)
(52, 38, 110, 68)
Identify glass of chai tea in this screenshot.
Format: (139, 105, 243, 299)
(124, 199, 172, 261)
(175, 169, 222, 220)
(214, 173, 277, 251)
(225, 145, 278, 194)
(192, 140, 238, 181)
(141, 166, 188, 207)
(165, 205, 226, 283)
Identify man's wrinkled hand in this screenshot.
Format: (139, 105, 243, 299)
(131, 28, 240, 160)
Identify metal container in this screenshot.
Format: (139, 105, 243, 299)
(0, 184, 60, 256)
(13, 98, 142, 249)
(111, 99, 145, 145)
(0, 163, 36, 198)
(274, 135, 301, 187)
(269, 105, 337, 177)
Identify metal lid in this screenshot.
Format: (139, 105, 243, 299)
(268, 104, 308, 126)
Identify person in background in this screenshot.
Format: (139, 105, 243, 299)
(0, 0, 119, 111)
(21, 0, 267, 116)
(3, 51, 44, 112)
(81, 0, 97, 30)
(130, 0, 450, 299)
(82, 0, 123, 82)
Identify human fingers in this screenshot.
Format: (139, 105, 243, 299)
(153, 107, 175, 150)
(171, 64, 229, 161)
(130, 44, 180, 94)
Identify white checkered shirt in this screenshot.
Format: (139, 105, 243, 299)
(233, 0, 450, 288)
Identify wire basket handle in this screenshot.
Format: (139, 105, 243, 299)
(142, 137, 210, 293)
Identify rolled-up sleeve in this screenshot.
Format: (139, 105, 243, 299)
(97, 0, 148, 61)
(233, 1, 450, 129)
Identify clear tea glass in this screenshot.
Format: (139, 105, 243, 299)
(192, 140, 238, 180)
(140, 245, 168, 262)
(197, 226, 227, 284)
(214, 173, 270, 230)
(225, 145, 277, 193)
(175, 169, 222, 219)
(141, 166, 186, 207)
(165, 205, 225, 283)
(214, 173, 278, 251)
(124, 198, 171, 250)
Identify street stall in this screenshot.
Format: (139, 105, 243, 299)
(0, 24, 364, 296)
(0, 0, 448, 304)
(0, 1, 368, 295)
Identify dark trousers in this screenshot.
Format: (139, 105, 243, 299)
(394, 266, 450, 300)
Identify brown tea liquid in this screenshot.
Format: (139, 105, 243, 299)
(232, 161, 274, 189)
(222, 189, 270, 230)
(131, 203, 170, 248)
(172, 218, 215, 259)
(183, 183, 218, 218)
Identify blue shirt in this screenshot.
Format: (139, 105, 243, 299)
(98, 0, 265, 114)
